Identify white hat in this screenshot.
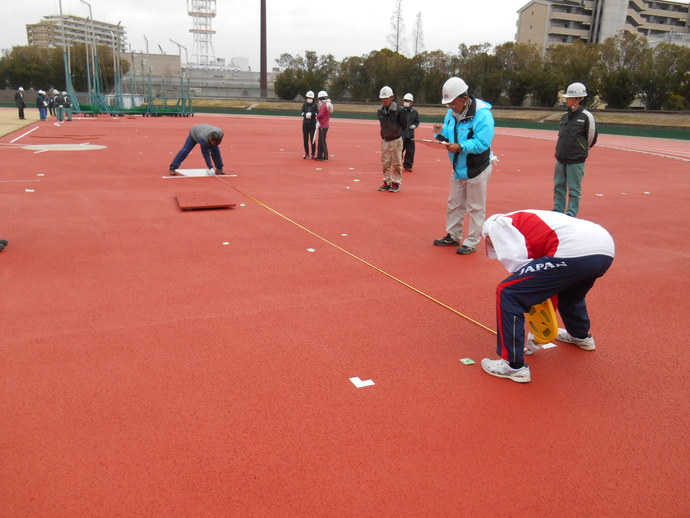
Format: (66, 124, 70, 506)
(563, 82, 587, 98)
(403, 93, 414, 102)
(18, 87, 24, 91)
(317, 90, 328, 99)
(441, 77, 469, 104)
(38, 90, 45, 95)
(379, 86, 394, 99)
(306, 90, 315, 98)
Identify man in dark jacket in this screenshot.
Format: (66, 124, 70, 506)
(377, 86, 407, 193)
(553, 82, 597, 217)
(169, 124, 224, 175)
(15, 87, 26, 120)
(401, 93, 419, 172)
(300, 90, 318, 159)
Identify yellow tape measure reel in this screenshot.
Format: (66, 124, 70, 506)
(526, 299, 558, 344)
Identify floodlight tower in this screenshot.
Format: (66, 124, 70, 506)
(188, 0, 216, 66)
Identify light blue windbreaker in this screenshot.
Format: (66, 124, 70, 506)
(435, 98, 494, 180)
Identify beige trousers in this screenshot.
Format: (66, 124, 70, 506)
(381, 138, 403, 184)
(446, 164, 492, 248)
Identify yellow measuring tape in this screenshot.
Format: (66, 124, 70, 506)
(215, 176, 497, 335)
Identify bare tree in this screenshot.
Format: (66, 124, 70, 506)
(411, 11, 424, 56)
(387, 0, 407, 55)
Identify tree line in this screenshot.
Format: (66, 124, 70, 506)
(0, 44, 130, 94)
(274, 33, 690, 110)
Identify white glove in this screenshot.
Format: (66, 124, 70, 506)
(207, 168, 215, 176)
(525, 333, 542, 355)
(410, 125, 417, 129)
(305, 112, 312, 119)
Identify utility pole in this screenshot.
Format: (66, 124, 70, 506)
(260, 0, 267, 97)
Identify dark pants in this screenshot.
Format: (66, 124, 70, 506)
(17, 105, 25, 119)
(495, 254, 613, 365)
(317, 127, 329, 160)
(402, 137, 415, 169)
(171, 135, 223, 170)
(302, 122, 316, 156)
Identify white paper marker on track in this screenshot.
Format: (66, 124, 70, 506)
(349, 377, 375, 388)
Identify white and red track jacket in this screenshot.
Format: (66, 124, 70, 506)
(482, 210, 615, 273)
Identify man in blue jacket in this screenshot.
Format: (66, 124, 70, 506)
(432, 77, 495, 255)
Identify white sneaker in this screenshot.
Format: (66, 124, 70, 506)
(481, 358, 531, 383)
(556, 328, 596, 350)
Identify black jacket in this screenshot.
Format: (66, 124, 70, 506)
(555, 106, 598, 164)
(377, 101, 406, 140)
(402, 106, 419, 139)
(301, 101, 318, 126)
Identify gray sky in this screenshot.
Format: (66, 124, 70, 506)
(2, 0, 529, 68)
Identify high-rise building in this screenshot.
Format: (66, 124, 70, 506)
(26, 14, 127, 53)
(516, 0, 690, 49)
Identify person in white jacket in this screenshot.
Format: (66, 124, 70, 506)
(480, 210, 615, 383)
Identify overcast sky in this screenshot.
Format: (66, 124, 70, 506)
(3, 0, 530, 68)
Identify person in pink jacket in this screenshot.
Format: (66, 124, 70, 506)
(314, 90, 332, 161)
(480, 210, 615, 383)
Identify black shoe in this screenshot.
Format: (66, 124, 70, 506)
(389, 182, 400, 193)
(0, 239, 6, 251)
(169, 166, 177, 175)
(215, 168, 224, 175)
(303, 154, 309, 159)
(433, 234, 459, 246)
(378, 183, 391, 191)
(456, 245, 476, 255)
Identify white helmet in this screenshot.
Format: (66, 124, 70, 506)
(441, 77, 469, 104)
(379, 86, 394, 99)
(563, 82, 587, 98)
(61, 91, 67, 95)
(38, 90, 45, 95)
(317, 90, 328, 99)
(403, 93, 414, 102)
(306, 90, 314, 98)
(18, 87, 24, 91)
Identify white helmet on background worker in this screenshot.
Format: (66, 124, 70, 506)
(306, 90, 314, 98)
(563, 82, 587, 98)
(379, 86, 394, 99)
(403, 93, 414, 102)
(317, 90, 328, 99)
(441, 77, 469, 104)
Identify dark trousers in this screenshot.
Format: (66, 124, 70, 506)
(17, 106, 25, 119)
(495, 254, 613, 365)
(171, 136, 223, 169)
(317, 127, 329, 160)
(302, 122, 316, 156)
(402, 137, 415, 169)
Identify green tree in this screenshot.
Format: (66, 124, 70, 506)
(596, 32, 647, 108)
(547, 41, 601, 107)
(635, 43, 689, 110)
(458, 43, 503, 104)
(495, 42, 544, 106)
(273, 51, 335, 100)
(412, 50, 460, 104)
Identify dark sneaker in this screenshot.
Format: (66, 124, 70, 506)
(389, 183, 400, 193)
(215, 168, 224, 175)
(403, 167, 412, 172)
(433, 234, 459, 246)
(169, 166, 177, 175)
(456, 245, 476, 255)
(0, 239, 6, 251)
(378, 183, 391, 191)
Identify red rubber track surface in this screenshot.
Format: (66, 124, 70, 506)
(1, 113, 688, 517)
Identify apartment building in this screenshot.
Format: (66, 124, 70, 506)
(516, 0, 690, 48)
(26, 14, 127, 53)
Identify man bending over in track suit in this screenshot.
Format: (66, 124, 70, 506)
(480, 209, 615, 383)
(169, 124, 224, 175)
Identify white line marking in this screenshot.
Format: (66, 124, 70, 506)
(10, 126, 39, 143)
(350, 376, 375, 388)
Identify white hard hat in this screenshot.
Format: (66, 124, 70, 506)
(306, 90, 314, 98)
(61, 91, 67, 95)
(38, 90, 45, 95)
(379, 86, 394, 99)
(563, 82, 587, 98)
(18, 87, 24, 91)
(441, 77, 469, 104)
(403, 93, 414, 102)
(317, 90, 328, 99)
